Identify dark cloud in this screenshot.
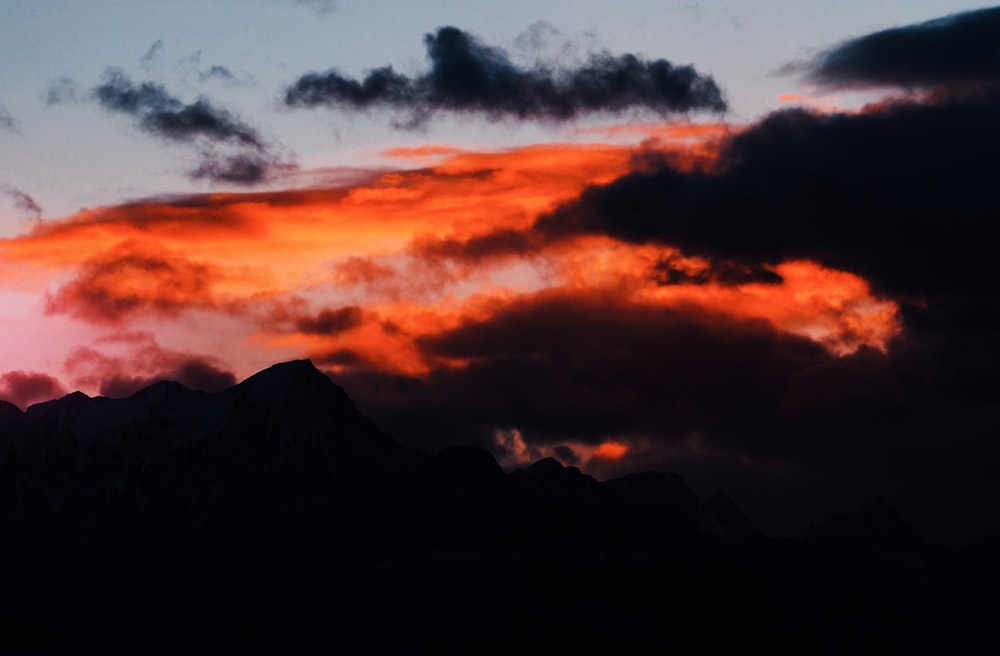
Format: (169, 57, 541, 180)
(805, 6, 1000, 88)
(536, 93, 1000, 299)
(285, 26, 726, 124)
(45, 240, 217, 323)
(0, 371, 68, 410)
(92, 68, 293, 184)
(94, 68, 263, 147)
(413, 228, 549, 263)
(1, 185, 43, 220)
(189, 150, 296, 185)
(43, 77, 80, 106)
(296, 306, 364, 335)
(652, 256, 783, 286)
(0, 104, 20, 133)
(335, 292, 829, 454)
(327, 289, 1000, 544)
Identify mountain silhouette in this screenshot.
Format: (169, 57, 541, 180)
(0, 360, 995, 653)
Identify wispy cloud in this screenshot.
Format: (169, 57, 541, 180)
(0, 104, 20, 133)
(276, 0, 339, 16)
(1, 184, 42, 220)
(42, 77, 80, 106)
(140, 39, 164, 69)
(89, 68, 295, 184)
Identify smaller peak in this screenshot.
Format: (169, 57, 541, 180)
(524, 457, 565, 475)
(129, 379, 191, 399)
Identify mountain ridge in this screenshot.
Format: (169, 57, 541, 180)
(0, 359, 995, 652)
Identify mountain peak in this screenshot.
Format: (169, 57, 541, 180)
(240, 359, 325, 385)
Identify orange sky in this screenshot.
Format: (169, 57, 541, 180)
(0, 121, 900, 434)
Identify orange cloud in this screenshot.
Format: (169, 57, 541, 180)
(44, 239, 219, 323)
(592, 441, 629, 461)
(382, 144, 464, 159)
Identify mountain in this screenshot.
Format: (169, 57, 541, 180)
(0, 360, 417, 543)
(0, 360, 994, 653)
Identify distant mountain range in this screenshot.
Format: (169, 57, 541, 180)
(0, 360, 995, 652)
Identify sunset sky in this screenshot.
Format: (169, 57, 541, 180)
(2, 1, 999, 543)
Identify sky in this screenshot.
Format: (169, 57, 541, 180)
(2, 1, 999, 544)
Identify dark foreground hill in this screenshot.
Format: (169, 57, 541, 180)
(0, 360, 995, 653)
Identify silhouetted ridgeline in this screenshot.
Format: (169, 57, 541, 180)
(0, 360, 995, 652)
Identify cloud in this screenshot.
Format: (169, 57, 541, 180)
(45, 239, 218, 323)
(1, 185, 43, 220)
(314, 292, 924, 542)
(94, 68, 263, 147)
(285, 26, 726, 124)
(652, 256, 782, 286)
(91, 68, 294, 184)
(276, 0, 339, 15)
(43, 77, 80, 106)
(0, 104, 20, 133)
(140, 39, 164, 69)
(189, 150, 296, 185)
(803, 6, 1000, 89)
(0, 371, 68, 410)
(333, 290, 832, 453)
(4, 80, 995, 543)
(296, 305, 364, 335)
(198, 65, 237, 83)
(535, 93, 1000, 300)
(322, 284, 999, 544)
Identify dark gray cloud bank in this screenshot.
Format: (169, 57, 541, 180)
(285, 26, 727, 124)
